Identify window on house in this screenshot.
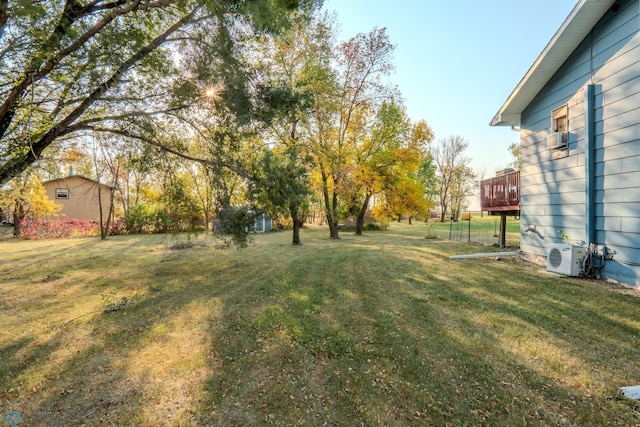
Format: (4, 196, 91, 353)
(55, 188, 69, 199)
(552, 105, 568, 133)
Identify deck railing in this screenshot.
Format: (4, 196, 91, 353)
(480, 170, 520, 213)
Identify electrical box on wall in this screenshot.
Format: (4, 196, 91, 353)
(546, 244, 586, 276)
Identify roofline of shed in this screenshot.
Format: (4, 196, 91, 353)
(43, 174, 115, 189)
(490, 0, 616, 127)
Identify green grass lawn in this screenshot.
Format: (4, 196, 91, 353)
(0, 225, 13, 239)
(1, 224, 639, 426)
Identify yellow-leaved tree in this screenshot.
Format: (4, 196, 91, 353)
(0, 174, 61, 237)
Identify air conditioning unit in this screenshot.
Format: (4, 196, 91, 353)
(546, 132, 567, 150)
(546, 244, 586, 276)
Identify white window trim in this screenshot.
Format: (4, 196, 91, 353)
(55, 188, 69, 199)
(551, 104, 568, 133)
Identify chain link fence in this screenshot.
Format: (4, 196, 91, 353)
(425, 214, 521, 247)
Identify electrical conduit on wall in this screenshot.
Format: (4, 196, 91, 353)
(585, 84, 596, 245)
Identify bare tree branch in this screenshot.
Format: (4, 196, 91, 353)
(91, 126, 248, 177)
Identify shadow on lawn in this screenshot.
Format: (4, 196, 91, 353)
(2, 230, 639, 425)
(0, 235, 234, 425)
(192, 234, 640, 426)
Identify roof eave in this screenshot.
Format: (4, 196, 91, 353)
(43, 175, 115, 189)
(491, 113, 521, 127)
(490, 0, 616, 127)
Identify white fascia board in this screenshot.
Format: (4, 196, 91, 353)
(490, 0, 615, 127)
(490, 113, 521, 127)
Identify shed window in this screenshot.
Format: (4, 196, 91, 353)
(55, 188, 69, 199)
(552, 105, 568, 133)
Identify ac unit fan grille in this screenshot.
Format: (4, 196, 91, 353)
(548, 248, 562, 268)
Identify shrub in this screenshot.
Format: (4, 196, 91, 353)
(18, 218, 128, 240)
(378, 217, 390, 231)
(460, 212, 472, 221)
(125, 204, 154, 234)
(153, 209, 172, 233)
(19, 218, 100, 240)
(214, 207, 256, 248)
(364, 222, 382, 231)
(424, 224, 440, 240)
(108, 218, 128, 236)
(338, 224, 356, 232)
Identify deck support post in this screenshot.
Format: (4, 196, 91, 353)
(499, 214, 507, 248)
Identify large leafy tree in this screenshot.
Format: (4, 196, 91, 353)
(0, 0, 316, 186)
(417, 152, 438, 219)
(307, 27, 396, 239)
(239, 9, 330, 244)
(383, 121, 434, 225)
(253, 146, 310, 244)
(383, 175, 427, 223)
(350, 100, 409, 234)
(364, 115, 433, 228)
(0, 173, 61, 237)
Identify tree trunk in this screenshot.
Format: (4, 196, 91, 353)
(292, 219, 301, 245)
(291, 205, 302, 245)
(355, 192, 372, 235)
(105, 188, 114, 238)
(330, 188, 340, 239)
(408, 215, 413, 225)
(439, 201, 448, 222)
(321, 168, 340, 239)
(13, 202, 25, 238)
(98, 179, 106, 240)
(452, 206, 460, 222)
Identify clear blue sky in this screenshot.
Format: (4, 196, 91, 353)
(323, 0, 578, 176)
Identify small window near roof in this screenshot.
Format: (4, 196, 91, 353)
(552, 105, 568, 133)
(55, 188, 69, 199)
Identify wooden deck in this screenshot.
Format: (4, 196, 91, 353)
(480, 170, 520, 215)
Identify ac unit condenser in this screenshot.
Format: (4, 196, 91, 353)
(546, 244, 586, 276)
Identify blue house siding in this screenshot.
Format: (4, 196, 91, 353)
(520, 0, 640, 285)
